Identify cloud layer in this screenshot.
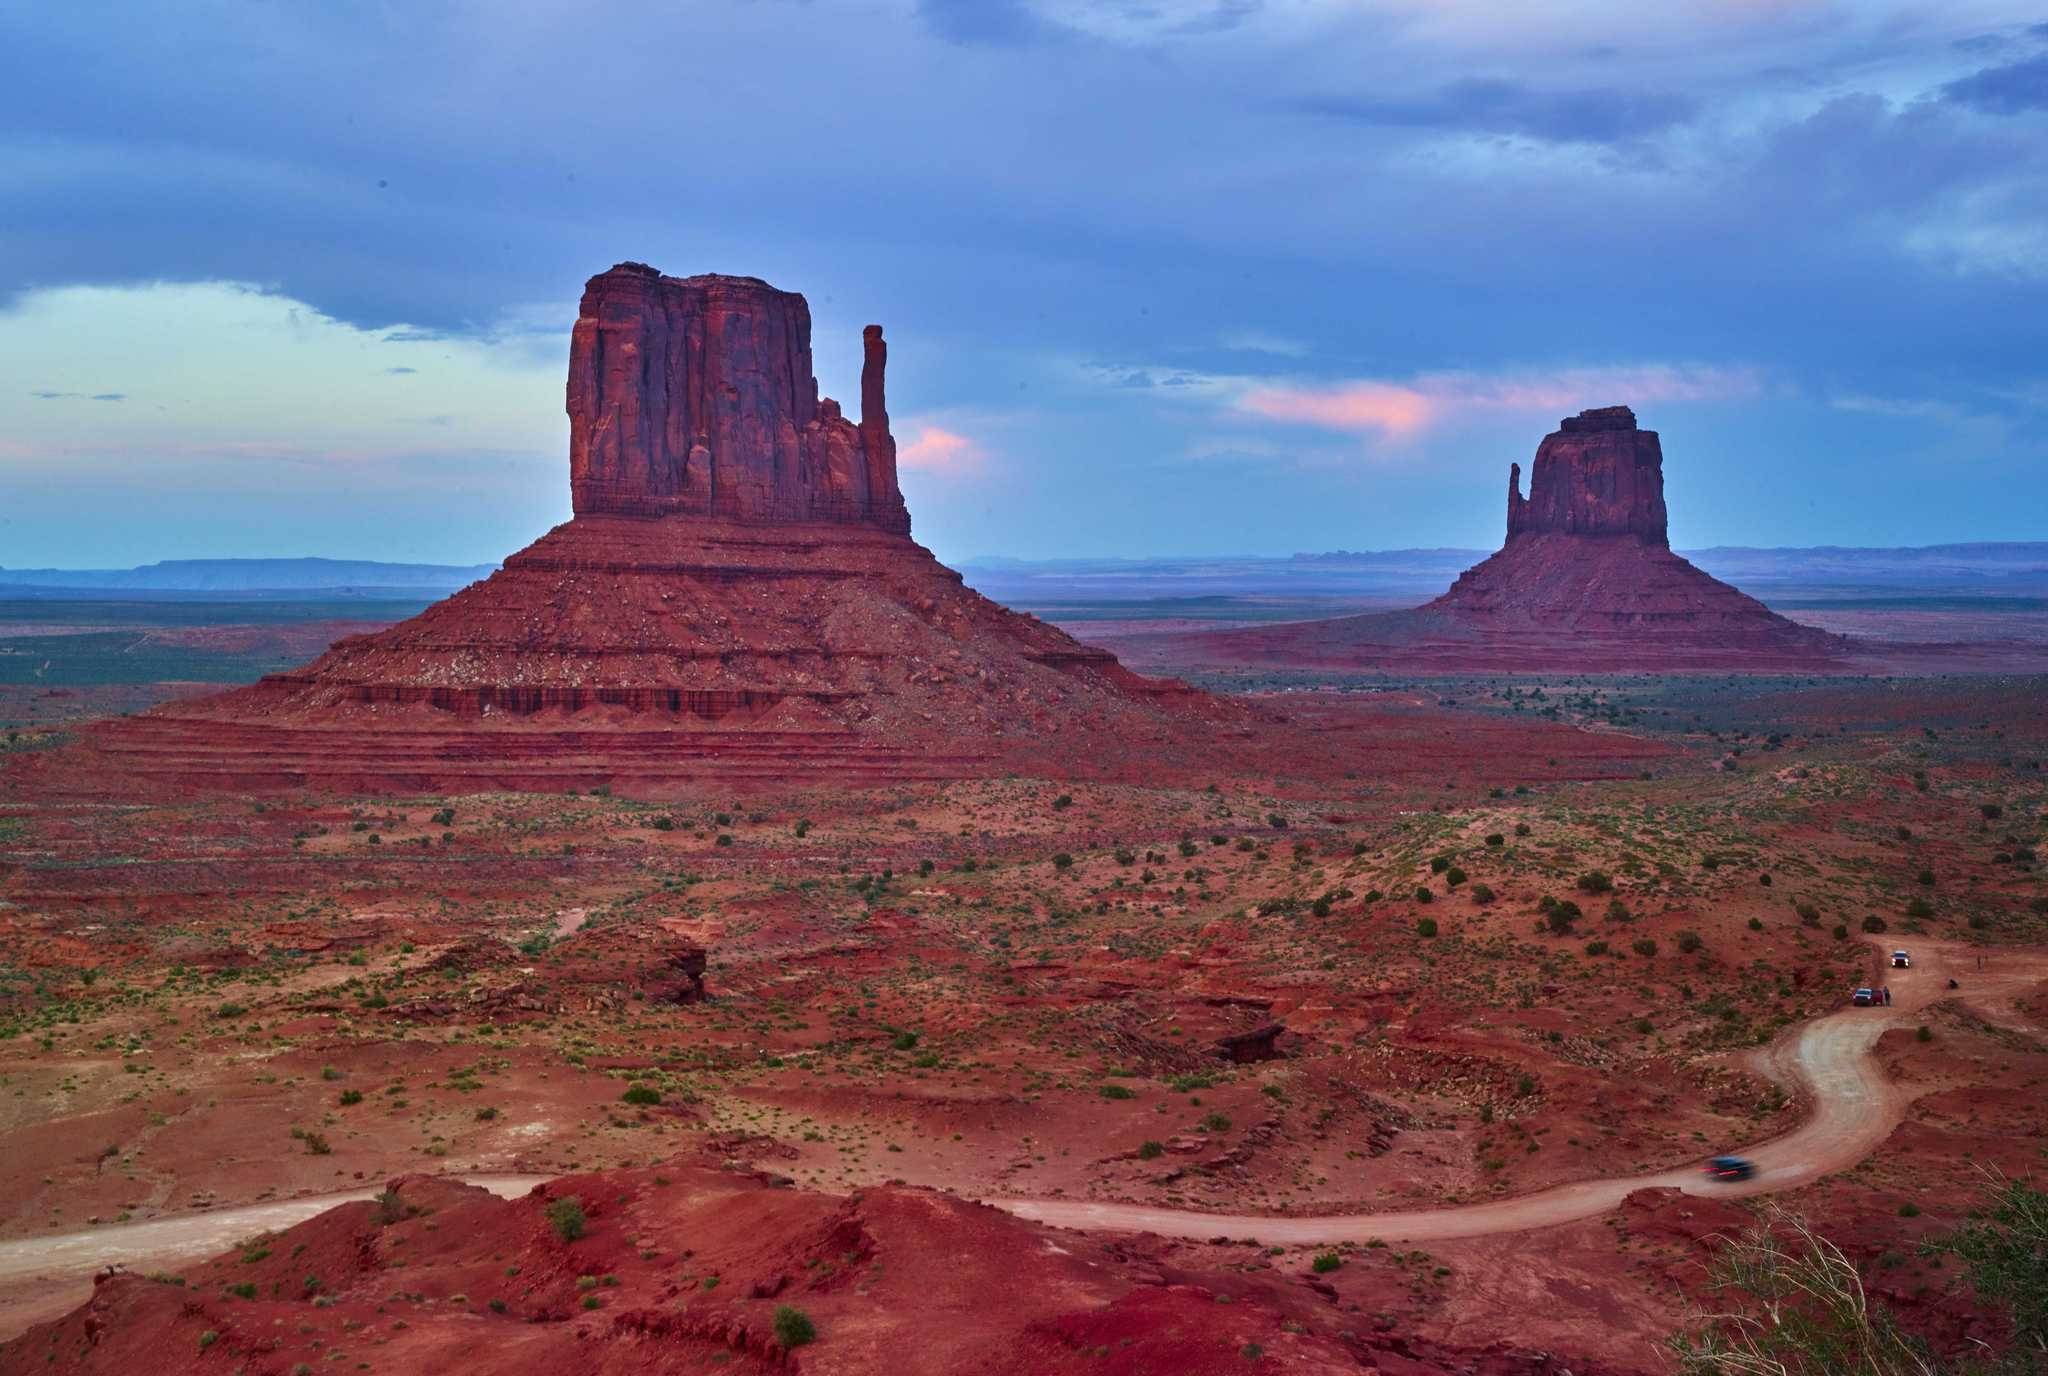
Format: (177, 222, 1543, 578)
(0, 1, 2044, 561)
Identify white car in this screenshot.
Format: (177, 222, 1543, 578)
(1891, 950, 1910, 968)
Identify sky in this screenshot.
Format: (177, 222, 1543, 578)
(2, 0, 2045, 568)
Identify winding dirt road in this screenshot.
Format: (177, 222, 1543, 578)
(993, 941, 2045, 1243)
(0, 941, 2038, 1340)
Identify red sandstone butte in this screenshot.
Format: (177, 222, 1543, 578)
(567, 265, 909, 533)
(1505, 404, 1669, 544)
(1123, 406, 1855, 674)
(29, 263, 1238, 796)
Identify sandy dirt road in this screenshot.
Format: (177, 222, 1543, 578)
(0, 1175, 547, 1340)
(994, 940, 2047, 1243)
(0, 941, 2038, 1340)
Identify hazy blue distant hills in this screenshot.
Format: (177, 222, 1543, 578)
(958, 541, 2048, 610)
(0, 557, 497, 598)
(4, 542, 2041, 608)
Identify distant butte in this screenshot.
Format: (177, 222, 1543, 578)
(1124, 406, 1856, 674)
(46, 263, 1240, 795)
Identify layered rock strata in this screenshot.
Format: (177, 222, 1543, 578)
(1124, 406, 1853, 674)
(567, 265, 908, 532)
(51, 263, 1227, 793)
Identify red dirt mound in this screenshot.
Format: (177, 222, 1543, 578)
(4, 1165, 1602, 1374)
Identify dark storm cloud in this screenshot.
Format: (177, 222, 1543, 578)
(1943, 52, 2048, 113)
(1301, 78, 1698, 144)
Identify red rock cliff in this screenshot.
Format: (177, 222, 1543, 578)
(566, 262, 912, 534)
(1507, 405, 1668, 546)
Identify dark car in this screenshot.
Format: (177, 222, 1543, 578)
(1852, 987, 1876, 1006)
(1704, 1156, 1756, 1182)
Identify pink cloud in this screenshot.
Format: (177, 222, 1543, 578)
(1233, 364, 1760, 440)
(896, 424, 989, 475)
(1238, 381, 1438, 438)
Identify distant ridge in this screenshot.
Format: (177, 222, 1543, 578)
(11, 542, 2042, 601)
(0, 557, 498, 595)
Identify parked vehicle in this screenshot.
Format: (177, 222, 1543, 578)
(1704, 1156, 1756, 1182)
(1852, 987, 1876, 1006)
(1891, 950, 1911, 968)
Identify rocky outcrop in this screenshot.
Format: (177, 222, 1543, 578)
(567, 263, 910, 534)
(48, 261, 1240, 794)
(1133, 405, 1855, 673)
(1506, 405, 1668, 545)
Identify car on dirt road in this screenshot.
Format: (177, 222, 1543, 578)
(1852, 987, 1876, 1006)
(1704, 1156, 1756, 1182)
(1892, 950, 1910, 967)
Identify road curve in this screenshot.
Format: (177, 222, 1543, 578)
(992, 942, 2045, 1244)
(0, 942, 2038, 1339)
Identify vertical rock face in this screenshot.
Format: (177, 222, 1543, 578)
(566, 262, 911, 534)
(1506, 405, 1667, 546)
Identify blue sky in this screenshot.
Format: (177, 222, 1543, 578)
(2, 1, 2045, 567)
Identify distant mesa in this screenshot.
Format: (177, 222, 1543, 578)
(1128, 406, 1856, 674)
(43, 263, 1232, 794)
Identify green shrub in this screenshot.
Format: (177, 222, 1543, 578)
(1445, 866, 1467, 888)
(1414, 886, 1433, 904)
(1676, 930, 1703, 954)
(1469, 883, 1495, 903)
(1099, 1083, 1136, 1100)
(1051, 853, 1074, 870)
(1415, 916, 1439, 938)
(1632, 938, 1658, 958)
(1939, 1177, 2048, 1349)
(773, 1304, 817, 1349)
(1485, 833, 1505, 847)
(1311, 1251, 1343, 1274)
(545, 1196, 587, 1242)
(1137, 1140, 1164, 1160)
(620, 1084, 661, 1106)
(1576, 871, 1613, 895)
(1861, 914, 1888, 933)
